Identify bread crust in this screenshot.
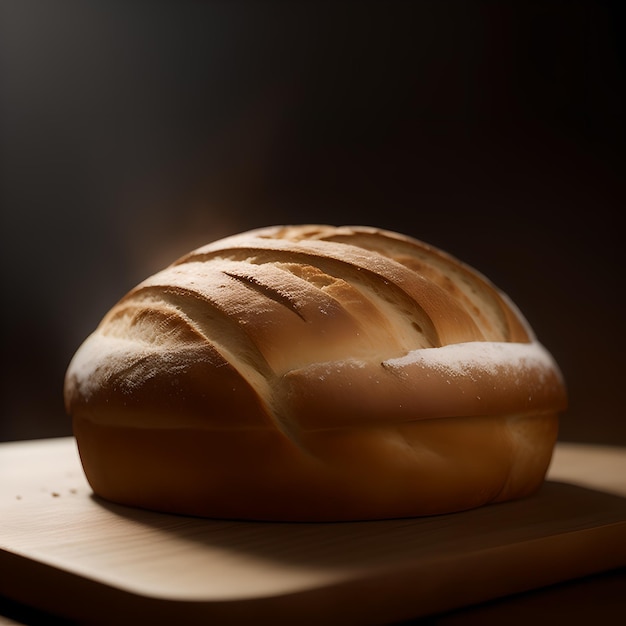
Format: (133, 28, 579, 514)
(65, 225, 567, 520)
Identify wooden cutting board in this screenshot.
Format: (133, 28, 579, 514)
(1, 437, 625, 625)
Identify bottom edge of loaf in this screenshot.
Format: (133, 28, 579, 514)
(73, 412, 559, 522)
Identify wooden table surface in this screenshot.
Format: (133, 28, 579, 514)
(1, 437, 625, 624)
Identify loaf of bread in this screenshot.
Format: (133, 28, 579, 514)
(64, 225, 567, 521)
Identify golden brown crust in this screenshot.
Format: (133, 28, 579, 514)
(65, 225, 567, 520)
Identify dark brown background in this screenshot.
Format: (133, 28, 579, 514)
(1, 0, 624, 444)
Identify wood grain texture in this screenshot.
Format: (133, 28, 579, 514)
(1, 438, 625, 625)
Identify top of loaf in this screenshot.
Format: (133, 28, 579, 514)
(169, 224, 532, 360)
(65, 225, 566, 431)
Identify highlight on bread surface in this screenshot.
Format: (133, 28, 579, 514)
(64, 225, 567, 521)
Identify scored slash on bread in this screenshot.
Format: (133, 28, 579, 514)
(64, 225, 567, 521)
